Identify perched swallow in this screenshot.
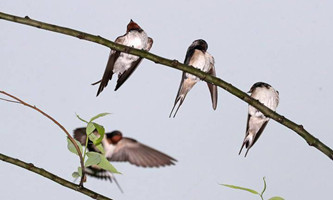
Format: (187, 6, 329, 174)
(169, 39, 217, 117)
(93, 19, 153, 96)
(73, 128, 176, 191)
(239, 82, 280, 157)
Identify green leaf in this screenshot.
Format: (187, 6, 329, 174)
(87, 133, 105, 154)
(89, 112, 110, 122)
(86, 122, 95, 136)
(93, 122, 105, 145)
(268, 197, 284, 200)
(88, 132, 98, 142)
(95, 143, 105, 155)
(221, 184, 259, 195)
(78, 167, 82, 176)
(72, 171, 80, 178)
(76, 113, 88, 124)
(97, 155, 121, 174)
(85, 152, 101, 167)
(261, 177, 267, 196)
(67, 138, 83, 156)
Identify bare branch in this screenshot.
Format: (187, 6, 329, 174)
(0, 11, 332, 160)
(0, 91, 87, 185)
(0, 153, 112, 200)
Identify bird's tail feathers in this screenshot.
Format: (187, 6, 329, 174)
(107, 171, 124, 193)
(91, 80, 102, 85)
(169, 95, 185, 118)
(169, 80, 195, 118)
(238, 134, 253, 157)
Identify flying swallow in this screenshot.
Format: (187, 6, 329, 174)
(169, 39, 217, 118)
(73, 128, 176, 191)
(239, 82, 279, 157)
(93, 19, 153, 96)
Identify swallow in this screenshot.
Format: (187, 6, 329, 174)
(169, 39, 217, 117)
(239, 82, 280, 157)
(73, 128, 176, 191)
(93, 19, 153, 96)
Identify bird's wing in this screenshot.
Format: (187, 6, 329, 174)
(169, 46, 198, 118)
(96, 36, 125, 96)
(109, 138, 177, 167)
(245, 114, 251, 137)
(251, 120, 269, 148)
(169, 72, 187, 118)
(184, 45, 195, 65)
(239, 115, 268, 156)
(73, 127, 87, 145)
(206, 56, 218, 110)
(114, 57, 143, 91)
(146, 37, 153, 51)
(73, 128, 100, 152)
(238, 114, 251, 155)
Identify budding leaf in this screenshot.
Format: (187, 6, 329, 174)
(221, 184, 259, 195)
(93, 122, 105, 145)
(67, 138, 83, 156)
(72, 171, 80, 178)
(268, 197, 284, 200)
(76, 114, 88, 124)
(86, 122, 95, 136)
(90, 112, 110, 122)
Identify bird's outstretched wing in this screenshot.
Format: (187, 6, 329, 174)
(109, 137, 177, 167)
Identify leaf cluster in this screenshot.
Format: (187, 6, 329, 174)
(67, 113, 120, 179)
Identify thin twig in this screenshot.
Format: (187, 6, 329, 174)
(0, 91, 86, 185)
(0, 153, 112, 200)
(0, 97, 20, 104)
(0, 11, 332, 160)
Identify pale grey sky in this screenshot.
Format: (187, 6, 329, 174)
(1, 1, 333, 199)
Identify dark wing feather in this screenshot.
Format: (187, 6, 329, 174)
(73, 127, 87, 145)
(109, 138, 177, 168)
(96, 36, 125, 96)
(73, 127, 99, 152)
(250, 120, 269, 148)
(238, 114, 251, 155)
(169, 72, 187, 117)
(206, 66, 218, 110)
(169, 44, 196, 117)
(96, 51, 121, 96)
(245, 114, 251, 137)
(184, 46, 195, 65)
(114, 57, 143, 91)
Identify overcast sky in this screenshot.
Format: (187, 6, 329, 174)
(1, 1, 333, 199)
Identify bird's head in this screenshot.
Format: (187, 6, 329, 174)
(190, 39, 208, 52)
(127, 19, 143, 32)
(106, 130, 123, 144)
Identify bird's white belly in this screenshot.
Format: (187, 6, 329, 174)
(113, 53, 139, 73)
(113, 31, 148, 74)
(102, 140, 116, 158)
(186, 50, 207, 81)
